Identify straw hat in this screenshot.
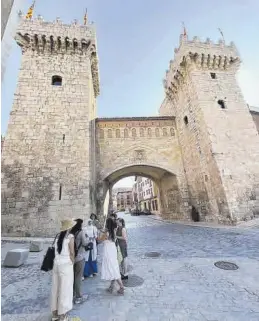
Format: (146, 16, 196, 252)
(60, 219, 77, 232)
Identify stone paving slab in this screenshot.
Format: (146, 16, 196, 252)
(1, 237, 53, 244)
(150, 215, 259, 231)
(2, 214, 259, 321)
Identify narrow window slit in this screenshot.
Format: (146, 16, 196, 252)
(59, 184, 62, 200)
(63, 134, 65, 143)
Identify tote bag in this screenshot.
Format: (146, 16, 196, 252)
(41, 234, 58, 272)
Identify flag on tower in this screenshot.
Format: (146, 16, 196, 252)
(182, 22, 187, 37)
(84, 8, 88, 25)
(26, 1, 35, 20)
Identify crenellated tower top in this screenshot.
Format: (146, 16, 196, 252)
(15, 15, 100, 97)
(163, 34, 241, 99)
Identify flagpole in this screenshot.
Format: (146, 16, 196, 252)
(182, 21, 186, 36)
(218, 28, 225, 42)
(84, 8, 88, 25)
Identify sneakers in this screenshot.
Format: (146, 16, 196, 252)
(51, 312, 59, 321)
(117, 287, 124, 296)
(81, 277, 85, 281)
(74, 294, 89, 304)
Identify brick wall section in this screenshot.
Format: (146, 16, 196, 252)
(1, 17, 100, 236)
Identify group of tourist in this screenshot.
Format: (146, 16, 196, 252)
(50, 212, 128, 321)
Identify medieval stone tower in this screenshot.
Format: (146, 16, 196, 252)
(160, 34, 259, 224)
(1, 15, 100, 236)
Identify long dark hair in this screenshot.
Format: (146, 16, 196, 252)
(90, 213, 97, 220)
(57, 231, 67, 254)
(106, 217, 116, 241)
(119, 218, 125, 228)
(70, 219, 83, 236)
(57, 219, 83, 254)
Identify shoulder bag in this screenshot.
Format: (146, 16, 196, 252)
(40, 234, 59, 272)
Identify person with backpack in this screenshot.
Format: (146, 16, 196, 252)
(70, 219, 88, 304)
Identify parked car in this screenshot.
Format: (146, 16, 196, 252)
(143, 209, 152, 215)
(131, 209, 141, 216)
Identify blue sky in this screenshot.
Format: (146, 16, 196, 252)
(2, 0, 259, 187)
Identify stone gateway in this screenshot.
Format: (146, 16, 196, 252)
(1, 16, 259, 236)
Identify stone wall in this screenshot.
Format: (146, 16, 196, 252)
(1, 0, 14, 39)
(250, 110, 259, 133)
(1, 17, 100, 236)
(1, 0, 25, 80)
(1, 136, 4, 153)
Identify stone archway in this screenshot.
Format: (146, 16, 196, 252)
(95, 164, 191, 221)
(95, 116, 192, 223)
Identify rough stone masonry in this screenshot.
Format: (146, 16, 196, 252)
(1, 16, 259, 236)
(1, 15, 100, 236)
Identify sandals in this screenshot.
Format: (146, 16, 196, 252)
(106, 280, 115, 293)
(117, 287, 124, 295)
(106, 285, 114, 293)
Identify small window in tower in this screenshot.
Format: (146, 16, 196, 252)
(218, 100, 226, 109)
(184, 116, 189, 125)
(210, 72, 216, 79)
(52, 75, 62, 86)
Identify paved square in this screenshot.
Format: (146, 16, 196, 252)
(2, 215, 259, 321)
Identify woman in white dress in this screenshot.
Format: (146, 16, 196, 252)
(83, 219, 98, 277)
(51, 219, 76, 321)
(100, 217, 124, 295)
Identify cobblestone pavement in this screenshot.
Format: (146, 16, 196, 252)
(2, 214, 259, 321)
